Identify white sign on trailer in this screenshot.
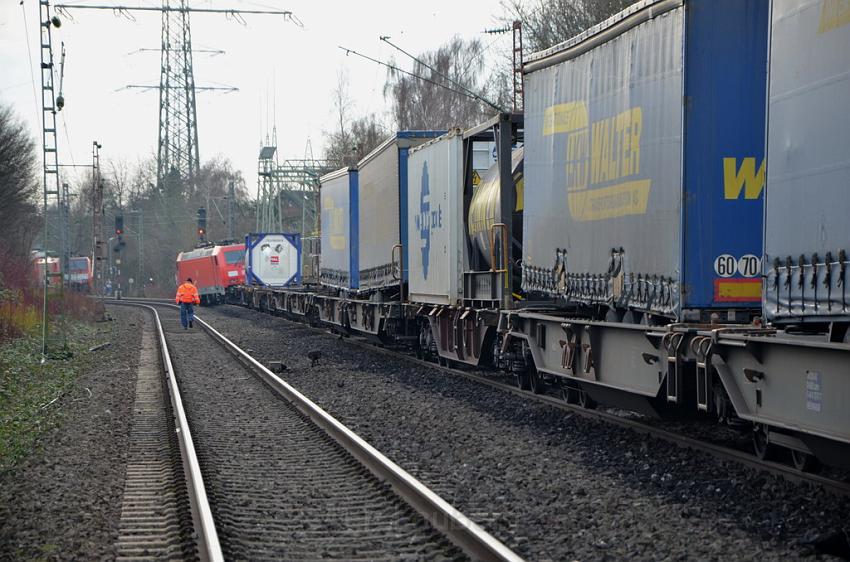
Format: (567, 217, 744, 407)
(246, 234, 301, 287)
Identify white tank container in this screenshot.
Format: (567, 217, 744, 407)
(245, 233, 301, 287)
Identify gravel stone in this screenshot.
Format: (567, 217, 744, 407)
(198, 304, 850, 561)
(0, 307, 142, 561)
(158, 305, 465, 561)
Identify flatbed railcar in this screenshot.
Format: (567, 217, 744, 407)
(231, 0, 850, 471)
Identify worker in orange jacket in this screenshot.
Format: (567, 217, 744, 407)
(175, 277, 200, 329)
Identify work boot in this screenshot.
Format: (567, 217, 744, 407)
(189, 320, 193, 328)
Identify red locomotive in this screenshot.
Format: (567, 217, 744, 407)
(67, 256, 93, 292)
(175, 243, 245, 304)
(31, 252, 60, 288)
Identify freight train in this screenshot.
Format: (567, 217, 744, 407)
(228, 0, 850, 470)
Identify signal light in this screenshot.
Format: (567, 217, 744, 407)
(197, 208, 207, 239)
(115, 215, 124, 235)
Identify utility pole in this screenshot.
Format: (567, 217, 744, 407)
(38, 0, 65, 359)
(227, 181, 235, 240)
(55, 2, 301, 192)
(59, 181, 71, 281)
(482, 20, 524, 112)
(91, 141, 104, 296)
(512, 21, 524, 113)
(135, 209, 143, 295)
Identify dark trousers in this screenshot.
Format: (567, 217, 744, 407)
(180, 302, 195, 328)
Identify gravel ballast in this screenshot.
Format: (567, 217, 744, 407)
(0, 306, 143, 560)
(157, 305, 465, 561)
(198, 304, 850, 561)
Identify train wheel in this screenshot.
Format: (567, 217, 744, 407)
(514, 370, 530, 391)
(752, 424, 775, 461)
(529, 370, 544, 394)
(791, 450, 820, 473)
(561, 385, 579, 404)
(578, 388, 596, 410)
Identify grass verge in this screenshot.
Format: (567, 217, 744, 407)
(0, 320, 101, 472)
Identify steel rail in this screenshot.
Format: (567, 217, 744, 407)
(109, 298, 850, 498)
(121, 303, 224, 562)
(118, 300, 523, 562)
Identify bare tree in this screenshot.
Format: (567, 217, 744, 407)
(383, 37, 505, 130)
(324, 71, 388, 165)
(0, 103, 40, 260)
(502, 0, 637, 53)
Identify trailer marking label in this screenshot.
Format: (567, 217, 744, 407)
(544, 102, 649, 221)
(714, 278, 761, 302)
(722, 157, 765, 200)
(806, 371, 823, 412)
(819, 0, 850, 34)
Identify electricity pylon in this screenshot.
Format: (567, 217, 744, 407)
(55, 2, 301, 191)
(157, 0, 200, 192)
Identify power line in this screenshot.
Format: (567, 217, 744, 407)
(20, 3, 41, 128)
(379, 36, 505, 112)
(338, 46, 483, 105)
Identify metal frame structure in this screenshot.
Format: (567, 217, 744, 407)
(38, 0, 65, 357)
(157, 0, 200, 192)
(256, 135, 337, 235)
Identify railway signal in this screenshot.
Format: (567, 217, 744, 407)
(115, 215, 124, 236)
(197, 208, 207, 241)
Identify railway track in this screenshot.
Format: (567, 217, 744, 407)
(113, 303, 221, 561)
(115, 298, 850, 499)
(111, 301, 522, 561)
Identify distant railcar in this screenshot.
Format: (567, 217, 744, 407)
(32, 254, 61, 288)
(67, 256, 93, 292)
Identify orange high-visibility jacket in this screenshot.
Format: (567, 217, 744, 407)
(175, 282, 200, 304)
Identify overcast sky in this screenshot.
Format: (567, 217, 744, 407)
(0, 0, 512, 196)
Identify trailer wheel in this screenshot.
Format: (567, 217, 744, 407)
(561, 384, 578, 404)
(578, 388, 596, 410)
(529, 370, 544, 394)
(791, 449, 821, 473)
(514, 370, 530, 391)
(752, 423, 775, 461)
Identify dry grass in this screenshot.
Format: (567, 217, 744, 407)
(0, 255, 99, 342)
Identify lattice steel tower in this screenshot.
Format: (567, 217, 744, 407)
(157, 0, 200, 191)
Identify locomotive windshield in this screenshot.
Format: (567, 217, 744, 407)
(69, 258, 88, 272)
(224, 250, 244, 265)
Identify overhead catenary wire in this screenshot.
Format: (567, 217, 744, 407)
(338, 46, 485, 107)
(20, 3, 41, 128)
(379, 36, 506, 113)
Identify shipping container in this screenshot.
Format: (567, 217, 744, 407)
(521, 0, 768, 320)
(245, 233, 300, 287)
(407, 130, 465, 305)
(356, 131, 442, 292)
(319, 167, 358, 290)
(763, 0, 850, 324)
